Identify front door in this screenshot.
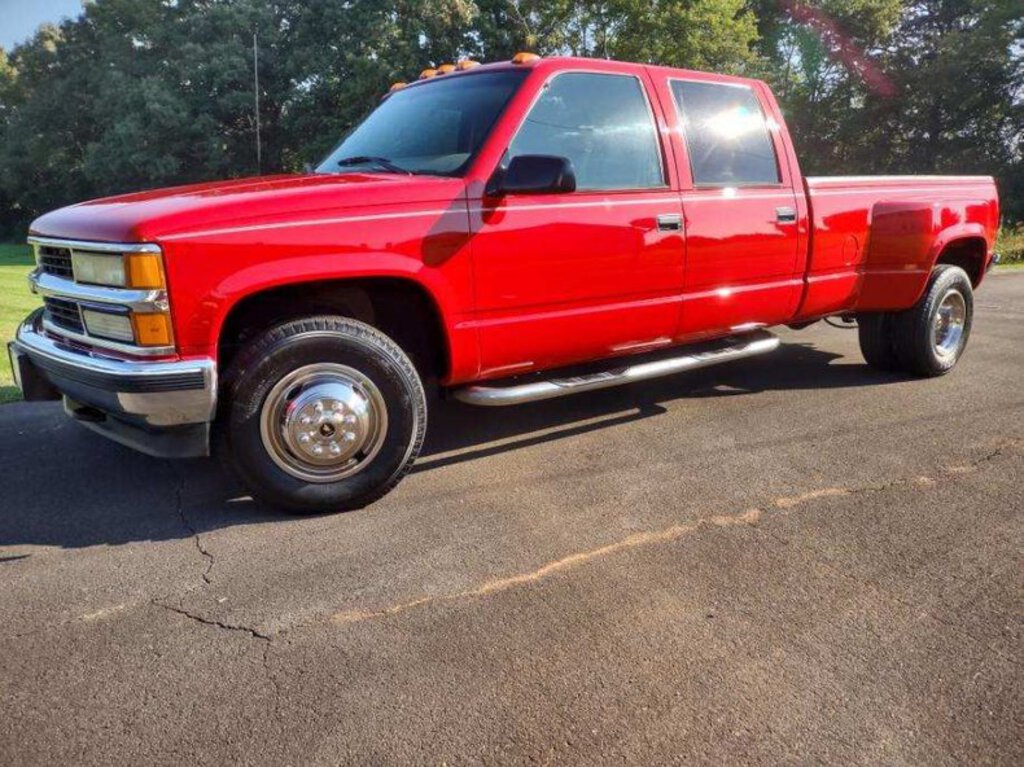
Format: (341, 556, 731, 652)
(467, 70, 685, 378)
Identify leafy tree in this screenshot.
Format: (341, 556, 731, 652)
(611, 0, 760, 73)
(856, 0, 1023, 222)
(473, 1, 760, 70)
(0, 0, 294, 225)
(280, 0, 478, 163)
(751, 0, 904, 172)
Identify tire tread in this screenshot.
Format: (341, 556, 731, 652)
(220, 315, 427, 513)
(893, 265, 973, 378)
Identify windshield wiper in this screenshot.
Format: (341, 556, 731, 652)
(335, 155, 412, 175)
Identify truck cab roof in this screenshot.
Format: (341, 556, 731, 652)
(401, 54, 767, 94)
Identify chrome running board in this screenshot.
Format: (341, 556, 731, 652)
(453, 330, 780, 406)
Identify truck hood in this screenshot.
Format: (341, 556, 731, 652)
(29, 173, 467, 243)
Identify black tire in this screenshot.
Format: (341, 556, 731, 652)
(220, 316, 427, 513)
(893, 264, 974, 377)
(857, 312, 902, 372)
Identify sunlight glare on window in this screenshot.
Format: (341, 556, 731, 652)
(702, 106, 767, 142)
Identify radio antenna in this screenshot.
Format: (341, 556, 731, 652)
(253, 31, 262, 174)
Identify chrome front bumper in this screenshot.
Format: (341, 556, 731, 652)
(9, 310, 217, 458)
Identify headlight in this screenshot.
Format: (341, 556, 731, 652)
(72, 252, 126, 287)
(81, 308, 174, 346)
(82, 308, 135, 342)
(71, 251, 165, 289)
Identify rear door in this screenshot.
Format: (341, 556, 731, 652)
(467, 70, 685, 378)
(661, 77, 802, 339)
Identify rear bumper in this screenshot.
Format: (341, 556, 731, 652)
(9, 309, 217, 458)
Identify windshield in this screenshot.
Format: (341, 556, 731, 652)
(317, 70, 528, 177)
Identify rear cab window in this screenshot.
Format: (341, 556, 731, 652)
(669, 80, 781, 187)
(508, 72, 665, 191)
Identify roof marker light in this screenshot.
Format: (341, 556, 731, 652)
(419, 68, 438, 79)
(457, 59, 480, 70)
(389, 82, 407, 92)
(436, 63, 456, 74)
(512, 52, 540, 64)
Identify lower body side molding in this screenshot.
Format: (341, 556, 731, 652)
(452, 330, 781, 406)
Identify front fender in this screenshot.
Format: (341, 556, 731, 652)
(158, 203, 480, 382)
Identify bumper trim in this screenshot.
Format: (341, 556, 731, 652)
(27, 339, 207, 392)
(30, 269, 169, 314)
(12, 310, 217, 431)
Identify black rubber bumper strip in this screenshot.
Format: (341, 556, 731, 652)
(26, 350, 206, 393)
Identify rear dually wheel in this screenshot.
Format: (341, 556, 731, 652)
(857, 264, 973, 378)
(893, 265, 974, 377)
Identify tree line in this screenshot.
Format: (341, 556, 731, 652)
(0, 0, 1021, 238)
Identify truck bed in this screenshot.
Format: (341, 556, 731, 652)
(798, 175, 999, 319)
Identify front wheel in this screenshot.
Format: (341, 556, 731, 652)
(221, 316, 427, 513)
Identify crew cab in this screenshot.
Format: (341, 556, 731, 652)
(9, 54, 1000, 512)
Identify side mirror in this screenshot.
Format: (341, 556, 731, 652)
(487, 155, 576, 196)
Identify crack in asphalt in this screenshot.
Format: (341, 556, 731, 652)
(171, 467, 214, 585)
(156, 469, 283, 714)
(150, 599, 284, 717)
(151, 601, 271, 641)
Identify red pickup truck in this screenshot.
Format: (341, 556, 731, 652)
(10, 54, 1000, 512)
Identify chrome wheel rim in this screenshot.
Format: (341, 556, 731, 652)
(259, 363, 388, 483)
(932, 289, 967, 360)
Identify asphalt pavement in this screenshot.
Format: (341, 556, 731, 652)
(2, 271, 1022, 765)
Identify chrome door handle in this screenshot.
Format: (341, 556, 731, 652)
(656, 213, 683, 231)
(776, 207, 797, 224)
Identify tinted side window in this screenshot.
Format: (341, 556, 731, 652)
(671, 81, 781, 186)
(509, 73, 664, 191)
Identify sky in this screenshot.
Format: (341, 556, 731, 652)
(0, 0, 85, 50)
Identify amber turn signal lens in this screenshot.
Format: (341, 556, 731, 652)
(512, 52, 540, 64)
(132, 312, 173, 346)
(126, 253, 165, 289)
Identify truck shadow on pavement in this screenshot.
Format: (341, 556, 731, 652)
(0, 342, 905, 552)
(416, 341, 897, 470)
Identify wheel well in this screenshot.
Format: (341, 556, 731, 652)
(218, 278, 449, 380)
(936, 237, 986, 286)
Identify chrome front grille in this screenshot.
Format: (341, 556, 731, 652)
(37, 244, 74, 278)
(43, 296, 86, 334)
(27, 236, 174, 357)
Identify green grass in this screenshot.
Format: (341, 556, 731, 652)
(1, 243, 41, 404)
(996, 226, 1024, 265)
